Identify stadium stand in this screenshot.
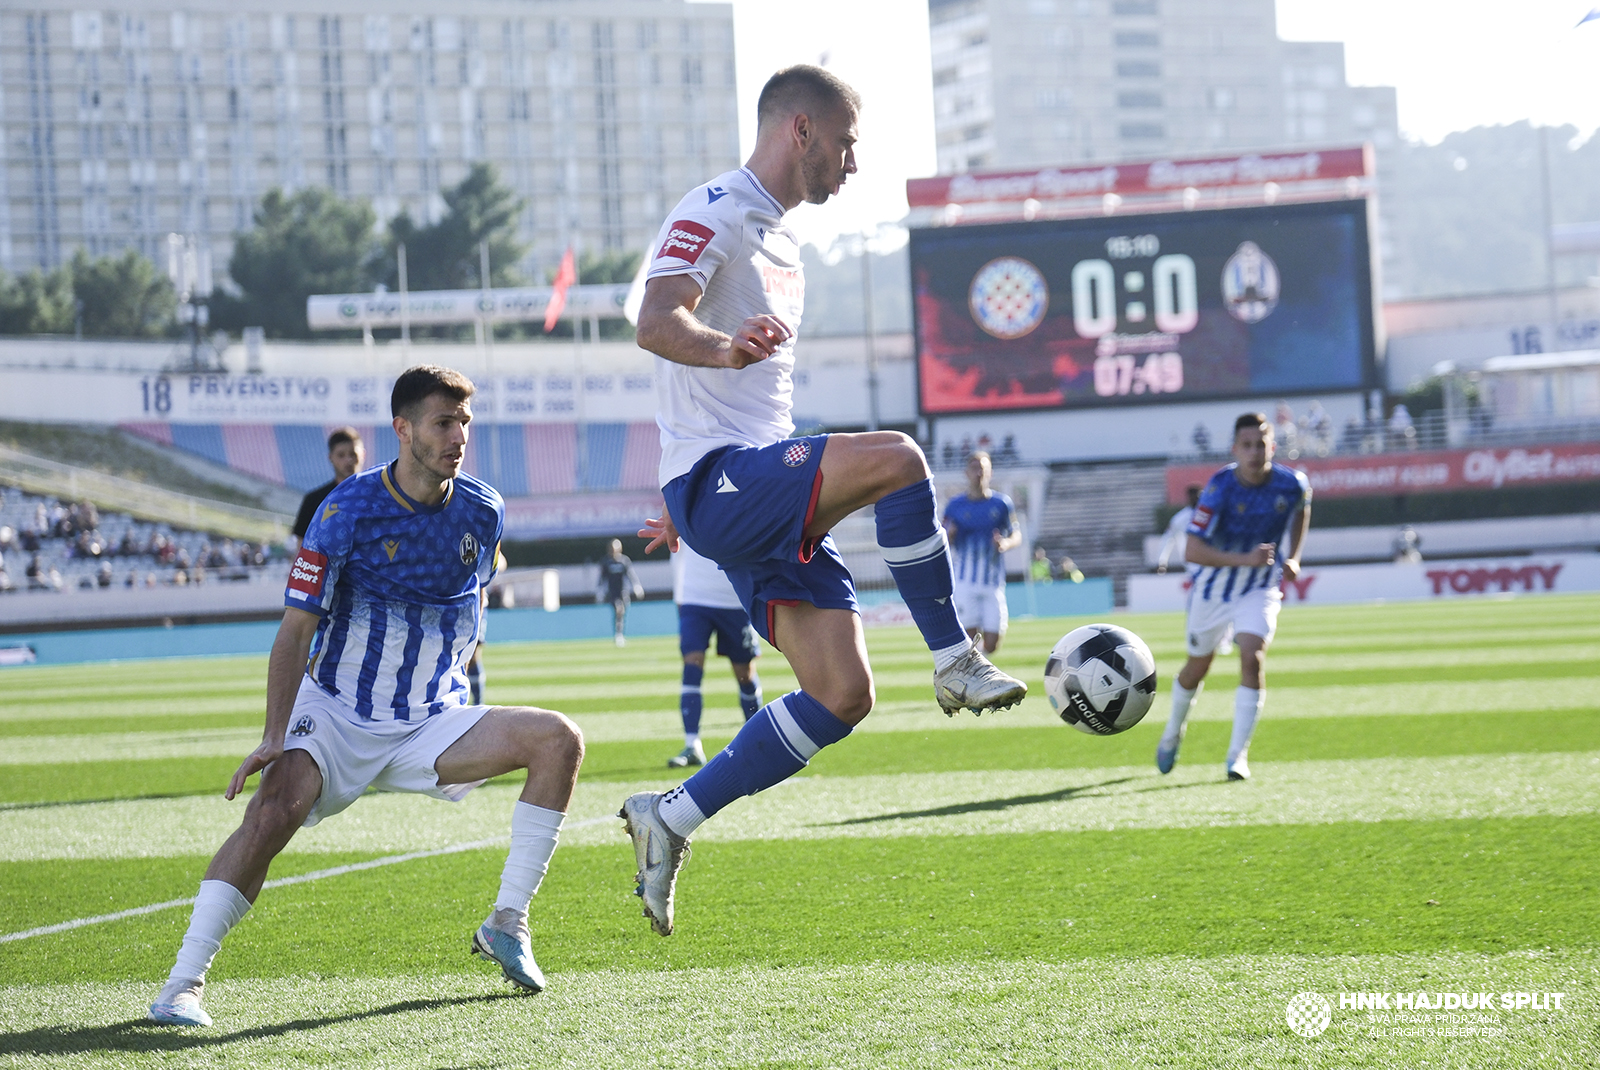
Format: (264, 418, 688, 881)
(117, 421, 663, 496)
(0, 487, 284, 596)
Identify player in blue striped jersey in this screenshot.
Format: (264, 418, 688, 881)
(150, 367, 585, 1027)
(941, 450, 1021, 653)
(1157, 412, 1311, 781)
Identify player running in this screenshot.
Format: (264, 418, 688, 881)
(149, 366, 584, 1027)
(1156, 412, 1311, 781)
(618, 65, 1026, 937)
(942, 450, 1021, 654)
(669, 541, 764, 769)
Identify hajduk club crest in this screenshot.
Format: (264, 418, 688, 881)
(782, 441, 812, 467)
(968, 256, 1049, 339)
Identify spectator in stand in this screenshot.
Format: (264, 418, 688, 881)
(118, 531, 139, 557)
(941, 442, 956, 469)
(1388, 404, 1417, 450)
(0, 567, 11, 593)
(1393, 525, 1423, 563)
(1274, 401, 1298, 456)
(1057, 556, 1085, 583)
(0, 526, 12, 556)
(291, 427, 367, 547)
(21, 527, 40, 553)
(1304, 401, 1333, 456)
(97, 561, 114, 588)
(997, 434, 1019, 466)
(26, 552, 45, 590)
(1191, 422, 1212, 455)
(1338, 416, 1363, 454)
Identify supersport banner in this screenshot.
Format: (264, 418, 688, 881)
(1165, 443, 1600, 502)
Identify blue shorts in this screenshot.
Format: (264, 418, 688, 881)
(663, 434, 857, 646)
(678, 604, 761, 662)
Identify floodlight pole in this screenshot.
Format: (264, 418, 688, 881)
(397, 243, 411, 352)
(1538, 125, 1560, 349)
(481, 239, 501, 489)
(860, 230, 881, 432)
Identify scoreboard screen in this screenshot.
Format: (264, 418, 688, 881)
(910, 199, 1377, 415)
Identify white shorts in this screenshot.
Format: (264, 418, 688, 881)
(1186, 586, 1281, 657)
(282, 676, 492, 826)
(953, 580, 1008, 636)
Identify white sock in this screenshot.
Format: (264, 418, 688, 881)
(931, 638, 971, 673)
(168, 880, 251, 985)
(1163, 681, 1202, 744)
(1229, 686, 1263, 764)
(684, 732, 701, 749)
(657, 784, 707, 838)
(494, 802, 565, 915)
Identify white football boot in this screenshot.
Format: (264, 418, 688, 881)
(1226, 752, 1251, 781)
(148, 977, 212, 1027)
(934, 641, 1027, 715)
(618, 791, 690, 936)
(667, 741, 706, 769)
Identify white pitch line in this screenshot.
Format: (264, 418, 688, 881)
(0, 814, 615, 945)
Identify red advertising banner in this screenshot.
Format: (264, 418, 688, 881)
(907, 147, 1370, 209)
(1165, 443, 1600, 503)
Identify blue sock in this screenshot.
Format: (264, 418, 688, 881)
(680, 690, 850, 822)
(680, 663, 704, 737)
(875, 480, 967, 650)
(738, 673, 762, 721)
(466, 660, 484, 705)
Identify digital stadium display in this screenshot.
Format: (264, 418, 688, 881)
(910, 198, 1377, 415)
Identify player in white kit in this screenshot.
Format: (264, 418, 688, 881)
(617, 66, 1025, 937)
(669, 541, 764, 768)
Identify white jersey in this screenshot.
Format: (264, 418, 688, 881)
(646, 166, 805, 486)
(672, 540, 744, 610)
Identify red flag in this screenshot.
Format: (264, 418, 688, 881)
(544, 246, 576, 332)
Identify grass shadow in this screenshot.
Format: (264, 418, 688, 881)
(825, 775, 1142, 826)
(0, 992, 520, 1057)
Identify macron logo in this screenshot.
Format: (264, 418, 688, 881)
(707, 187, 730, 203)
(657, 220, 715, 265)
(716, 472, 739, 494)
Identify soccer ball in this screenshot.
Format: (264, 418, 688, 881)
(1043, 624, 1158, 735)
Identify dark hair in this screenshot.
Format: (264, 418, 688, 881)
(327, 426, 362, 451)
(1234, 412, 1270, 437)
(757, 65, 861, 129)
(391, 365, 474, 419)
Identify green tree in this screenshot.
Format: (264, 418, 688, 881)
(212, 187, 380, 338)
(382, 163, 526, 292)
(0, 266, 75, 334)
(70, 249, 176, 337)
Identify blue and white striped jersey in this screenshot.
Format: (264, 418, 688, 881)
(285, 463, 504, 720)
(1186, 462, 1310, 603)
(943, 492, 1017, 588)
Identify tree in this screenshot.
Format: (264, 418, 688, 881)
(70, 249, 176, 337)
(382, 163, 526, 292)
(212, 187, 380, 338)
(0, 266, 75, 335)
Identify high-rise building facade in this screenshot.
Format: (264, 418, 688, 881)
(0, 0, 739, 279)
(929, 0, 1397, 174)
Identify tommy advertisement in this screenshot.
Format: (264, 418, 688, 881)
(1127, 554, 1600, 612)
(910, 198, 1377, 415)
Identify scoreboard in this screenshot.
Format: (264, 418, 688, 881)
(910, 198, 1378, 415)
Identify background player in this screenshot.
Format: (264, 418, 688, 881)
(596, 538, 644, 646)
(669, 541, 764, 768)
(619, 65, 1025, 938)
(148, 366, 584, 1026)
(1157, 412, 1311, 781)
(289, 427, 364, 548)
(1156, 484, 1201, 574)
(942, 449, 1021, 654)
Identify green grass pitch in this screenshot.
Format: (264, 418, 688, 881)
(2, 595, 1596, 1068)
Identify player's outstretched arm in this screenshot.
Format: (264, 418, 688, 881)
(226, 607, 320, 800)
(637, 275, 791, 370)
(1281, 505, 1312, 581)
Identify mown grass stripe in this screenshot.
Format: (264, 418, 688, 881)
(5, 751, 1595, 862)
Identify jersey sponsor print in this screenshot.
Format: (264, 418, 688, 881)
(288, 463, 504, 721)
(1186, 463, 1310, 603)
(944, 492, 1017, 587)
(647, 166, 805, 487)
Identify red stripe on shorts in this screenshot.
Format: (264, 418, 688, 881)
(797, 468, 825, 564)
